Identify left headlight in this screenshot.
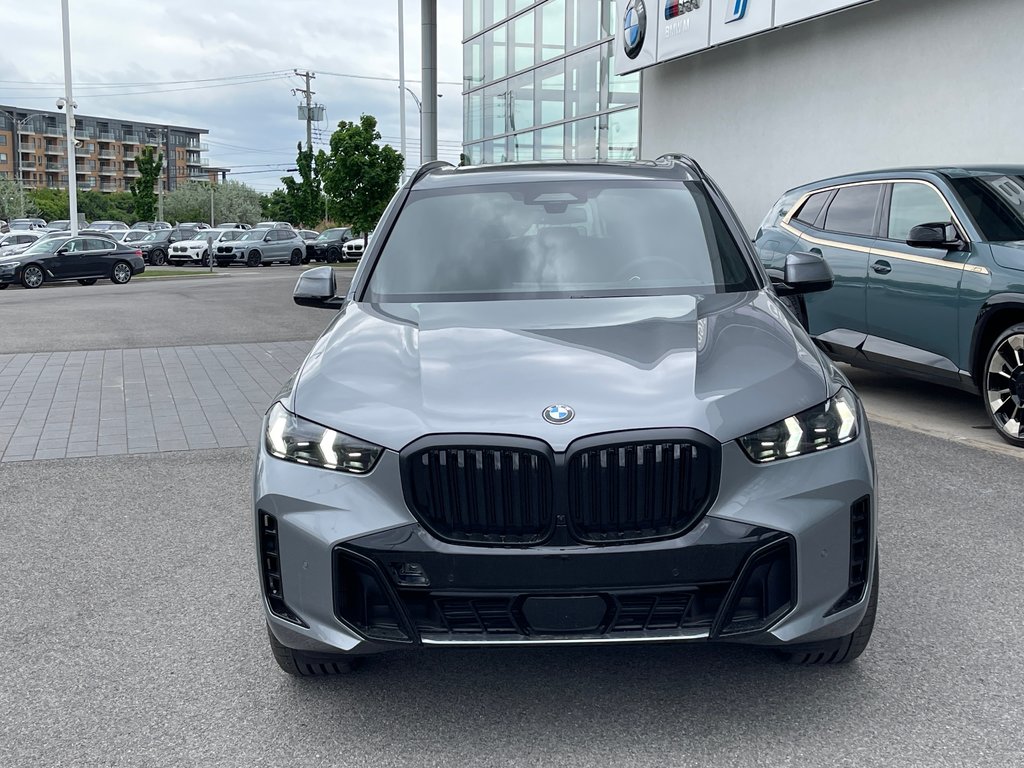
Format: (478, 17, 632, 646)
(264, 402, 382, 474)
(738, 388, 859, 463)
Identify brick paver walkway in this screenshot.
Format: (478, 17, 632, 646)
(0, 341, 313, 461)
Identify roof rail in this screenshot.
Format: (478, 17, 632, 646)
(655, 153, 709, 182)
(409, 160, 455, 188)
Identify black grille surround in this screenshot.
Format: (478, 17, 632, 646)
(401, 430, 721, 547)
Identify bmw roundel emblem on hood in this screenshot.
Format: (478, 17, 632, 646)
(623, 0, 647, 60)
(543, 404, 575, 425)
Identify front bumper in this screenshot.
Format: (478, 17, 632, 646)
(256, 423, 876, 657)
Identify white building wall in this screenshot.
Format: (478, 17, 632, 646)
(641, 0, 1024, 232)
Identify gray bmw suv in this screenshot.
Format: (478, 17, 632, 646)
(255, 156, 878, 675)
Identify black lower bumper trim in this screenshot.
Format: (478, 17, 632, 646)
(333, 519, 796, 644)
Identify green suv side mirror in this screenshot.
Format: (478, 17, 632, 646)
(776, 251, 834, 296)
(907, 222, 961, 250)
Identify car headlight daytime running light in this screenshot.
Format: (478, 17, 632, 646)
(739, 388, 860, 463)
(264, 402, 382, 474)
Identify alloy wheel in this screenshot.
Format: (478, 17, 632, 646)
(22, 265, 44, 289)
(112, 262, 132, 284)
(985, 330, 1024, 445)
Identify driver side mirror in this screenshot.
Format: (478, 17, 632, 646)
(907, 222, 961, 250)
(293, 266, 342, 309)
(776, 251, 834, 296)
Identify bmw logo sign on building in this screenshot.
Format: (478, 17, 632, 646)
(617, 0, 656, 74)
(543, 404, 575, 425)
(623, 0, 647, 59)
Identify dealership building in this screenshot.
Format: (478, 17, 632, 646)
(464, 0, 1021, 230)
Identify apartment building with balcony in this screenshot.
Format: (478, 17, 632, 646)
(0, 104, 227, 194)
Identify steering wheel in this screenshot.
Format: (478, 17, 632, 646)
(615, 257, 687, 283)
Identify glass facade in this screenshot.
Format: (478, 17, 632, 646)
(463, 0, 639, 165)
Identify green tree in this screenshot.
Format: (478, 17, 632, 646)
(261, 188, 294, 223)
(320, 114, 403, 238)
(27, 187, 68, 221)
(0, 176, 37, 220)
(278, 142, 324, 228)
(164, 180, 263, 225)
(130, 146, 164, 222)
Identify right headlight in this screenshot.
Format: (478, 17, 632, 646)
(264, 402, 382, 474)
(738, 388, 859, 463)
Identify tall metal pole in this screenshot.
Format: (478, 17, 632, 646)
(421, 0, 437, 163)
(61, 0, 78, 235)
(398, 0, 407, 180)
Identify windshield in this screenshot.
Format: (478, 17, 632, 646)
(318, 228, 348, 241)
(240, 230, 269, 241)
(22, 238, 65, 255)
(124, 231, 147, 242)
(142, 231, 168, 242)
(366, 180, 757, 302)
(949, 174, 1024, 242)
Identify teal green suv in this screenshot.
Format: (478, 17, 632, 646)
(755, 167, 1024, 448)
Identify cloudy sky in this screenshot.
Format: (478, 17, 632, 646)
(0, 1, 465, 193)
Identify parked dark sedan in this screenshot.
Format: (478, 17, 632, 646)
(0, 234, 145, 289)
(305, 227, 352, 263)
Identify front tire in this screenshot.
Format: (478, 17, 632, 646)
(266, 624, 355, 677)
(110, 261, 133, 285)
(778, 552, 878, 665)
(246, 250, 261, 268)
(983, 323, 1024, 448)
(77, 278, 98, 286)
(21, 264, 44, 289)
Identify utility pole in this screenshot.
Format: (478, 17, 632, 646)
(293, 70, 316, 150)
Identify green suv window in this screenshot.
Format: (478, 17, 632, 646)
(888, 183, 952, 241)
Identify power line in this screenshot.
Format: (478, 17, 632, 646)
(317, 70, 462, 87)
(0, 71, 292, 89)
(0, 74, 291, 100)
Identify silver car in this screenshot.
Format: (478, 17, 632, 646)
(215, 227, 305, 267)
(255, 157, 877, 676)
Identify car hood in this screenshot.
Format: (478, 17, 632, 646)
(289, 291, 831, 452)
(990, 242, 1024, 273)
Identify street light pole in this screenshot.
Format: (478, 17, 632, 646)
(60, 0, 79, 235)
(398, 0, 407, 182)
(403, 88, 422, 167)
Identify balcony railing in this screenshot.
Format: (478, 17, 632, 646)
(46, 162, 67, 171)
(17, 125, 34, 135)
(124, 167, 140, 177)
(99, 166, 117, 175)
(44, 127, 64, 137)
(44, 144, 63, 155)
(122, 134, 139, 144)
(124, 153, 137, 161)
(20, 161, 37, 171)
(99, 151, 117, 159)
(98, 131, 116, 141)
(101, 183, 118, 192)
(75, 128, 95, 139)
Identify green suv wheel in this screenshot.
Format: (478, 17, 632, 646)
(984, 323, 1024, 448)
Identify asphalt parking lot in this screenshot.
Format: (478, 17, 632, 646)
(1, 268, 1022, 766)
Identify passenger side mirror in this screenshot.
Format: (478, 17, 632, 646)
(907, 222, 961, 250)
(776, 251, 834, 296)
(56, 247, 68, 255)
(264, 234, 273, 242)
(293, 266, 341, 309)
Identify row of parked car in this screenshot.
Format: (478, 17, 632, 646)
(0, 219, 368, 268)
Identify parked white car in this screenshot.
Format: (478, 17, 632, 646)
(0, 230, 42, 257)
(342, 233, 370, 261)
(168, 229, 245, 265)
